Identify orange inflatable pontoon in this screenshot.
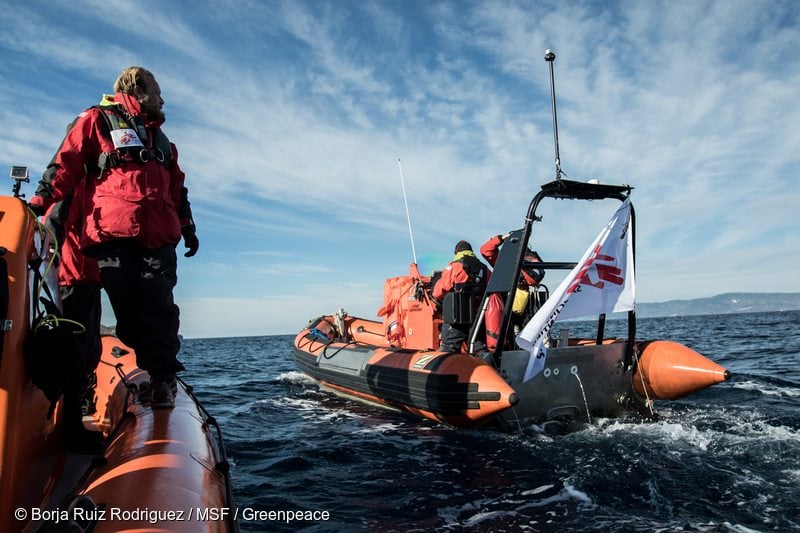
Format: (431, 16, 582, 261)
(0, 194, 237, 532)
(294, 303, 518, 428)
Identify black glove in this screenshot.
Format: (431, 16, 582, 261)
(27, 200, 45, 217)
(181, 224, 199, 257)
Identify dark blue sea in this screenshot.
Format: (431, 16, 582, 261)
(180, 310, 800, 532)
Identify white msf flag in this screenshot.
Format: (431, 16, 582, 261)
(516, 198, 635, 382)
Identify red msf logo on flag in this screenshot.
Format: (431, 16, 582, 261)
(567, 249, 624, 295)
(580, 253, 624, 289)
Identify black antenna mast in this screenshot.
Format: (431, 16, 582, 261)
(544, 49, 562, 180)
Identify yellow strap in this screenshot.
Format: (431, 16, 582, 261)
(34, 315, 86, 334)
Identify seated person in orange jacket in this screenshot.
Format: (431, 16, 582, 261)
(432, 240, 491, 353)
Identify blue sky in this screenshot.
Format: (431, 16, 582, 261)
(2, 0, 798, 338)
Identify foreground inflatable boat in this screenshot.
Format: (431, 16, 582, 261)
(0, 192, 237, 532)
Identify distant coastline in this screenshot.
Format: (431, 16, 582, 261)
(634, 292, 800, 318)
(99, 292, 800, 336)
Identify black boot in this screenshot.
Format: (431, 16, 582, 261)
(150, 377, 177, 409)
(63, 392, 104, 454)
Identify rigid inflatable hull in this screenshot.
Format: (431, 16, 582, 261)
(497, 342, 636, 427)
(294, 315, 730, 429)
(75, 336, 236, 533)
(293, 318, 518, 428)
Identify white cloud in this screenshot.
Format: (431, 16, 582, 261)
(3, 0, 798, 336)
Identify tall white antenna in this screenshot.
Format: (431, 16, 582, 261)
(397, 158, 418, 264)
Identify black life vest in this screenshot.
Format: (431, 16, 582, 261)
(96, 105, 173, 171)
(454, 254, 488, 290)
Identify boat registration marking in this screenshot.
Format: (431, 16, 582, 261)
(413, 354, 437, 369)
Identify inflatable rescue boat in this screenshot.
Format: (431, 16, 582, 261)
(293, 225, 730, 430)
(0, 186, 237, 531)
(292, 51, 729, 430)
(294, 302, 518, 428)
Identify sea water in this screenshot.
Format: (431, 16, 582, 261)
(180, 310, 800, 532)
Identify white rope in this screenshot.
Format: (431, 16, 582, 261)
(632, 345, 655, 415)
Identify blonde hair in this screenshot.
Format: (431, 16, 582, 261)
(113, 66, 155, 94)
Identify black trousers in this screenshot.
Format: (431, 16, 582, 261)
(94, 241, 184, 382)
(440, 322, 486, 353)
(60, 283, 102, 387)
(61, 283, 102, 424)
(440, 323, 468, 352)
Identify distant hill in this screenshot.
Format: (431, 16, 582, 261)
(97, 293, 798, 335)
(635, 292, 800, 318)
